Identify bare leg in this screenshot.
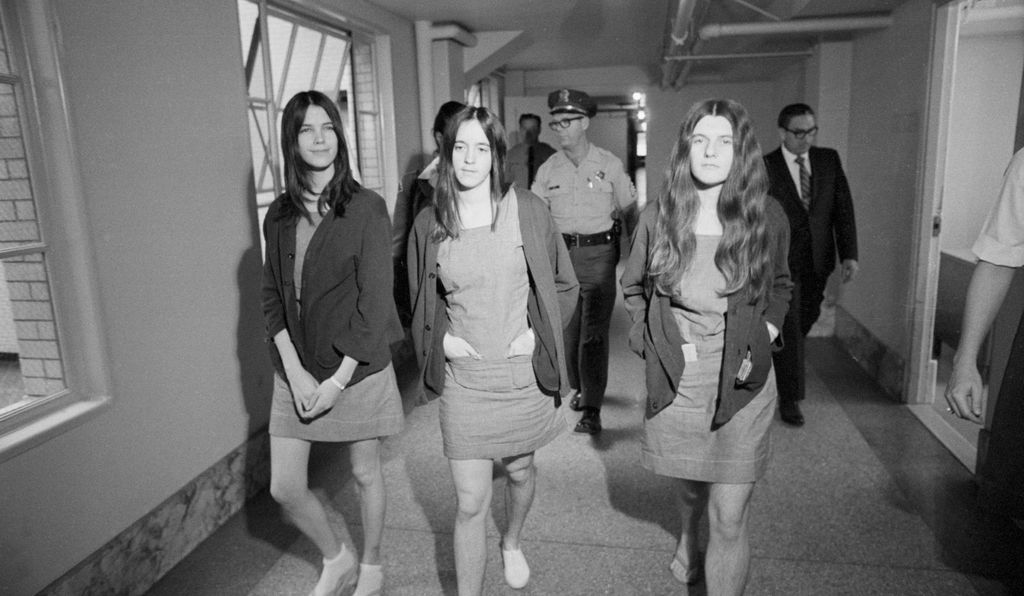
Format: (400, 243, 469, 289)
(449, 458, 495, 596)
(705, 482, 756, 596)
(270, 436, 340, 557)
(674, 479, 709, 577)
(500, 453, 536, 550)
(349, 438, 386, 565)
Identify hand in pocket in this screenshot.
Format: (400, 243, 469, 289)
(444, 333, 482, 360)
(506, 328, 535, 358)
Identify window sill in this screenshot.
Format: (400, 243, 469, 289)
(0, 395, 111, 464)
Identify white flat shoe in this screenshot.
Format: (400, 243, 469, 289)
(501, 546, 530, 589)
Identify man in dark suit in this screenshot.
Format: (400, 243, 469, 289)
(764, 103, 859, 426)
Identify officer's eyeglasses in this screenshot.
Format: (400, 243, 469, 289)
(549, 116, 584, 131)
(784, 126, 818, 139)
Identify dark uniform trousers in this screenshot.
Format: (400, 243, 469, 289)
(772, 280, 804, 406)
(565, 241, 618, 409)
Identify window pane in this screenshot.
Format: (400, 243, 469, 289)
(0, 83, 40, 247)
(0, 11, 10, 76)
(0, 252, 66, 416)
(314, 36, 348, 94)
(281, 26, 322, 100)
(237, 0, 258, 62)
(266, 15, 294, 103)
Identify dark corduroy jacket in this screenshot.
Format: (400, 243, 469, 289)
(262, 188, 403, 386)
(407, 189, 579, 404)
(621, 199, 793, 429)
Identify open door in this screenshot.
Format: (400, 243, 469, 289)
(908, 0, 1024, 471)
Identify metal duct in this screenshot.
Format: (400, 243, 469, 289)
(699, 15, 893, 39)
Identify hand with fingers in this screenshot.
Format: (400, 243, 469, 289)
(443, 333, 482, 361)
(944, 359, 984, 423)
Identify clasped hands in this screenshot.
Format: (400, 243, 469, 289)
(287, 367, 350, 421)
(443, 328, 535, 360)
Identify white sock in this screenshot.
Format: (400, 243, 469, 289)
(353, 563, 383, 596)
(312, 544, 356, 596)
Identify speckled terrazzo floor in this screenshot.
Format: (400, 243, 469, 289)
(148, 280, 1024, 596)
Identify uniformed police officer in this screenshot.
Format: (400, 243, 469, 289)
(532, 88, 636, 435)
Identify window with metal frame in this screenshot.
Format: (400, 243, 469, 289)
(236, 0, 386, 240)
(0, 7, 68, 421)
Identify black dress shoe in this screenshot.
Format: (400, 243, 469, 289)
(779, 400, 805, 426)
(569, 391, 583, 411)
(574, 408, 601, 434)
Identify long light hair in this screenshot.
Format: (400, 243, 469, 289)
(648, 98, 771, 303)
(431, 106, 511, 241)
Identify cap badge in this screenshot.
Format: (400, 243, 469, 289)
(559, 89, 570, 103)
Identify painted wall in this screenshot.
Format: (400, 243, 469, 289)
(0, 2, 421, 594)
(941, 32, 1024, 252)
(840, 0, 935, 356)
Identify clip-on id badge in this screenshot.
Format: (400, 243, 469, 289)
(682, 343, 698, 362)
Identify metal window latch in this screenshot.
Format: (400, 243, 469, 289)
(932, 214, 941, 237)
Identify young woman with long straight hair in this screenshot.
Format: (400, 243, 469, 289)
(407, 106, 578, 595)
(621, 98, 792, 595)
(262, 90, 404, 596)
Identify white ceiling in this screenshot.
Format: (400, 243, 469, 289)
(367, 0, 913, 84)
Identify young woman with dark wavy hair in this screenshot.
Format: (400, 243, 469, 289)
(262, 90, 404, 596)
(407, 106, 578, 595)
(621, 98, 792, 595)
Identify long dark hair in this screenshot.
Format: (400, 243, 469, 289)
(278, 90, 360, 221)
(431, 106, 511, 241)
(648, 98, 771, 303)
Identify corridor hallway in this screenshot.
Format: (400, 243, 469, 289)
(150, 286, 1024, 595)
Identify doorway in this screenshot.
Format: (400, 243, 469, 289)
(909, 0, 1024, 471)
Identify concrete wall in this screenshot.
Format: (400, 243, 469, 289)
(838, 0, 935, 357)
(0, 2, 421, 594)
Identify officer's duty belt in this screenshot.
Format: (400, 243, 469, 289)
(562, 228, 616, 248)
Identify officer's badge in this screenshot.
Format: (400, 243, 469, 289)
(595, 170, 606, 180)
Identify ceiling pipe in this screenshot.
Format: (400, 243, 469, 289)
(699, 15, 893, 39)
(660, 0, 700, 88)
(665, 50, 814, 61)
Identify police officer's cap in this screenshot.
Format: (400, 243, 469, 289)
(548, 89, 596, 118)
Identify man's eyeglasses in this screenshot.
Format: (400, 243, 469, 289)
(784, 126, 818, 139)
(549, 116, 584, 131)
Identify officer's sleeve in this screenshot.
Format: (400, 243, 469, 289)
(530, 160, 552, 206)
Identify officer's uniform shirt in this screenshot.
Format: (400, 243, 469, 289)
(531, 144, 636, 235)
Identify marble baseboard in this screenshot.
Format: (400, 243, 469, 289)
(833, 305, 905, 400)
(39, 431, 271, 596)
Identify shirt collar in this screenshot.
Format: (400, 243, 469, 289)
(780, 144, 807, 163)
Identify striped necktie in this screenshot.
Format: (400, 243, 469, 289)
(795, 155, 811, 210)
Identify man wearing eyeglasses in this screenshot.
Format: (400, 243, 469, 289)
(532, 88, 636, 435)
(764, 103, 858, 427)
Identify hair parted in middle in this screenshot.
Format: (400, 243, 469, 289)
(431, 106, 511, 241)
(278, 90, 360, 222)
(648, 98, 772, 303)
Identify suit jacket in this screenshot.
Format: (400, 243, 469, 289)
(764, 146, 857, 280)
(262, 189, 403, 387)
(620, 200, 793, 429)
(407, 188, 579, 405)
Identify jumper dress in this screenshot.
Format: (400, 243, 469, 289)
(641, 235, 777, 483)
(269, 206, 404, 443)
(436, 191, 567, 459)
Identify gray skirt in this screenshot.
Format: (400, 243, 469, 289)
(642, 347, 776, 484)
(440, 356, 568, 460)
(269, 363, 404, 443)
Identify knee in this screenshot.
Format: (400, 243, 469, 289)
(505, 462, 535, 487)
(350, 454, 382, 489)
(455, 487, 491, 521)
(708, 506, 748, 542)
(269, 475, 305, 509)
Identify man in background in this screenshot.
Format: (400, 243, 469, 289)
(507, 113, 555, 190)
(764, 103, 858, 426)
